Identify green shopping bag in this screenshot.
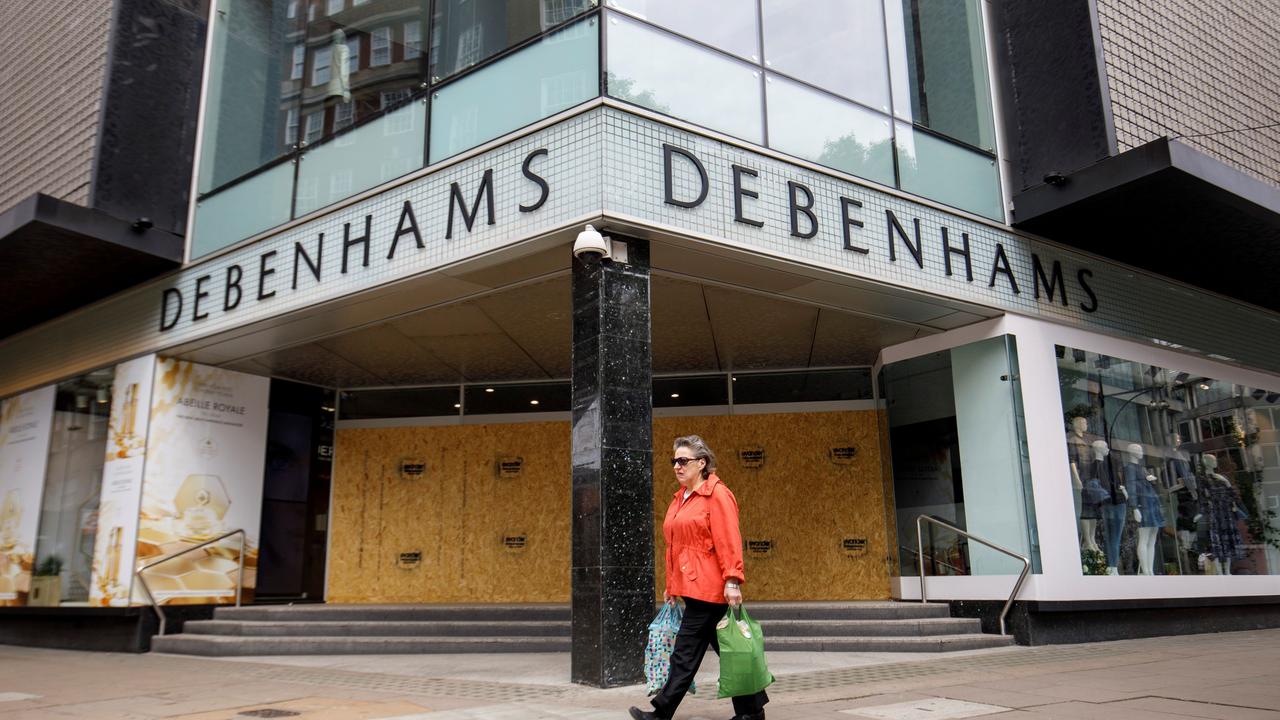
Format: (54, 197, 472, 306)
(715, 605, 774, 698)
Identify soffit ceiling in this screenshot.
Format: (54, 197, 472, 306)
(225, 273, 933, 388)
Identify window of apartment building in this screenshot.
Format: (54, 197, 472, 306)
(327, 0, 343, 15)
(287, 0, 298, 18)
(346, 36, 360, 74)
(371, 27, 392, 66)
(312, 46, 332, 86)
(285, 108, 300, 146)
(334, 101, 354, 131)
(304, 111, 323, 144)
(404, 21, 422, 61)
(291, 44, 305, 80)
(308, 1, 317, 21)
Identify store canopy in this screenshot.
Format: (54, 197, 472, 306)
(0, 193, 182, 339)
(1011, 137, 1280, 312)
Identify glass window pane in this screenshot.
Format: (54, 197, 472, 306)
(197, 0, 300, 195)
(338, 387, 460, 419)
(734, 369, 874, 404)
(192, 161, 295, 258)
(295, 99, 425, 217)
(463, 382, 571, 414)
(761, 0, 890, 112)
(606, 0, 759, 60)
(430, 0, 593, 82)
(1056, 345, 1280, 577)
(895, 123, 1002, 221)
(881, 337, 1039, 577)
(766, 74, 894, 186)
(430, 16, 598, 163)
(885, 0, 995, 151)
(606, 13, 763, 144)
(34, 370, 115, 603)
(654, 375, 728, 408)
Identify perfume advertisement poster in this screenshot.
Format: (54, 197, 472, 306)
(90, 355, 156, 606)
(0, 385, 56, 605)
(135, 359, 269, 605)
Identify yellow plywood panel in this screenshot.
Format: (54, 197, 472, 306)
(328, 422, 571, 603)
(328, 410, 889, 603)
(652, 412, 890, 601)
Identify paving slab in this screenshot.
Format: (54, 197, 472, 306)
(2, 628, 1279, 719)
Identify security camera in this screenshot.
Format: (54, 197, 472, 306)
(573, 224, 611, 260)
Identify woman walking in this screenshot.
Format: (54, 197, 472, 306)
(630, 435, 768, 720)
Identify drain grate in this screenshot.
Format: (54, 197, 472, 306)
(237, 710, 302, 718)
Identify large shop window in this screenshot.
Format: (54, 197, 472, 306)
(1057, 346, 1280, 577)
(32, 369, 117, 604)
(881, 335, 1039, 576)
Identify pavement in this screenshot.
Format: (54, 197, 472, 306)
(2, 629, 1280, 719)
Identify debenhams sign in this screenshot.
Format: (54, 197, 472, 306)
(158, 118, 1096, 335)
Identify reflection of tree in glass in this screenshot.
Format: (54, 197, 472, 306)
(817, 132, 895, 177)
(605, 72, 671, 114)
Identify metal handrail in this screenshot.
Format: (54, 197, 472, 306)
(916, 515, 1030, 636)
(136, 529, 246, 636)
(899, 544, 967, 576)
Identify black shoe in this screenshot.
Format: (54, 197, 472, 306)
(731, 713, 765, 720)
(628, 707, 668, 720)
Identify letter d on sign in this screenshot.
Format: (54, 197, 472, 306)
(160, 288, 183, 331)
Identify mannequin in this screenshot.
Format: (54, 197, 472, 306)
(1067, 417, 1101, 553)
(1124, 443, 1163, 575)
(1194, 454, 1245, 575)
(1166, 433, 1199, 556)
(1092, 440, 1128, 574)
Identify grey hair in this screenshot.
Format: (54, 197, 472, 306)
(673, 435, 716, 479)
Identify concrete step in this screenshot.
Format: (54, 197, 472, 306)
(151, 634, 571, 656)
(760, 617, 982, 637)
(214, 603, 571, 623)
(763, 633, 1015, 652)
(745, 602, 953, 621)
(185, 619, 570, 637)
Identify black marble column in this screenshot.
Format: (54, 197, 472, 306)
(570, 236, 654, 688)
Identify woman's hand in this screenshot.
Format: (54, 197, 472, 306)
(724, 581, 742, 607)
(663, 590, 675, 605)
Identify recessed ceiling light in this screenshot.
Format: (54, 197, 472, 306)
(453, 403, 461, 408)
(670, 393, 680, 398)
(485, 388, 494, 393)
(530, 399, 539, 405)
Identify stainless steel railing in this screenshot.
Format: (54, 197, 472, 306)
(899, 544, 967, 576)
(915, 515, 1030, 636)
(136, 529, 246, 636)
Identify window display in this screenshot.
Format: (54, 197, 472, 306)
(1056, 345, 1280, 576)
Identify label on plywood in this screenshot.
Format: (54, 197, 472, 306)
(503, 534, 528, 551)
(747, 539, 773, 556)
(497, 456, 524, 479)
(738, 447, 765, 468)
(397, 551, 422, 569)
(829, 446, 858, 464)
(400, 458, 426, 479)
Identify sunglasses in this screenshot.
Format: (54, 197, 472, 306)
(671, 457, 703, 468)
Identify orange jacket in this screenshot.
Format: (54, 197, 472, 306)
(663, 473, 745, 603)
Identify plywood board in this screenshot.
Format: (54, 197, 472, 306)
(328, 411, 889, 602)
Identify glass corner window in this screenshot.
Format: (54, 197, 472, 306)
(429, 14, 598, 163)
(606, 11, 763, 144)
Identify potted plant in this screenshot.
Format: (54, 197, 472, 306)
(29, 555, 63, 607)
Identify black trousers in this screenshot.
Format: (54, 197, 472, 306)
(651, 597, 769, 718)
